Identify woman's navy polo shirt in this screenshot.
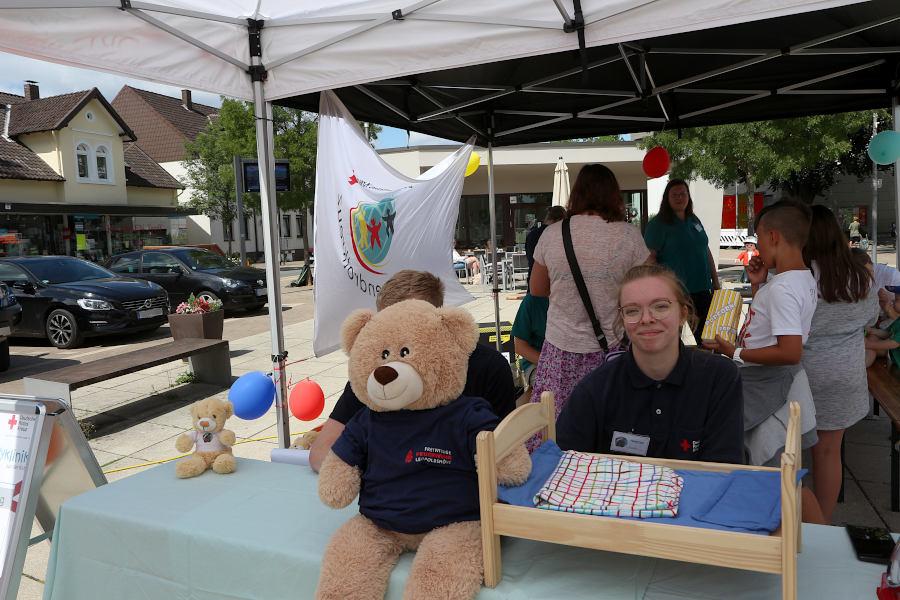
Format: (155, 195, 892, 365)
(556, 346, 744, 464)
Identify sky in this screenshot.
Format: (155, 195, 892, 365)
(0, 52, 452, 150)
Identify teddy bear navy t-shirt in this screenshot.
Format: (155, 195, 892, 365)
(331, 395, 498, 534)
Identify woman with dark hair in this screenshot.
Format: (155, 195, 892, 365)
(802, 204, 878, 523)
(529, 164, 650, 426)
(643, 179, 720, 344)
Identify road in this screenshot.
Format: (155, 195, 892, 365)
(0, 275, 315, 394)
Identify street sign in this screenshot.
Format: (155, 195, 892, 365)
(242, 160, 291, 193)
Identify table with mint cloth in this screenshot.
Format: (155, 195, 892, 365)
(43, 458, 884, 599)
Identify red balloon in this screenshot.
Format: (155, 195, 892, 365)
(289, 380, 325, 421)
(642, 147, 670, 179)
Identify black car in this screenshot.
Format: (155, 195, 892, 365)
(0, 282, 22, 371)
(106, 247, 268, 312)
(0, 256, 168, 349)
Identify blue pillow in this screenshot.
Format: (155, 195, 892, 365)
(691, 469, 807, 532)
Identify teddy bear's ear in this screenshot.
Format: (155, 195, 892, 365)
(437, 307, 478, 354)
(342, 309, 375, 354)
(223, 400, 234, 419)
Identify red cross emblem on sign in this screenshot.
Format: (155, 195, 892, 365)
(680, 439, 691, 452)
(7, 415, 17, 430)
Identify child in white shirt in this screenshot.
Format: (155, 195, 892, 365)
(705, 201, 825, 523)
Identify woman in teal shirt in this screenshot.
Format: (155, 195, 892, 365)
(644, 179, 720, 343)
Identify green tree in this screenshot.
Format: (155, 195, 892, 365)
(639, 111, 891, 205)
(183, 98, 318, 255)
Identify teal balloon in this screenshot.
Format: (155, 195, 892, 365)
(229, 371, 275, 420)
(868, 131, 900, 165)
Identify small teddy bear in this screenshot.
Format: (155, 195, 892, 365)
(316, 299, 531, 600)
(175, 398, 237, 478)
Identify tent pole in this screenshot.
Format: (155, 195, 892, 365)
(252, 75, 291, 449)
(487, 136, 502, 352)
(894, 94, 900, 270)
(871, 112, 878, 264)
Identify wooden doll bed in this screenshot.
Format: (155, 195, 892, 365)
(476, 391, 802, 600)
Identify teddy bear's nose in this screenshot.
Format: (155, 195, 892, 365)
(373, 365, 398, 386)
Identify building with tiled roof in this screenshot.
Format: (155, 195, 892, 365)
(112, 86, 217, 164)
(0, 81, 186, 260)
(111, 85, 310, 261)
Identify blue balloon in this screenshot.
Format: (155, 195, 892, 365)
(868, 131, 900, 166)
(228, 371, 275, 420)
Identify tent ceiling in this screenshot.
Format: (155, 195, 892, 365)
(276, 0, 900, 146)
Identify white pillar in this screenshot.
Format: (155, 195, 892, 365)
(251, 72, 290, 449)
(487, 138, 502, 351)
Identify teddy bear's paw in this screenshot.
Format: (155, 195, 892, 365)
(175, 456, 207, 479)
(212, 453, 236, 474)
(496, 444, 532, 487)
(403, 521, 483, 600)
(318, 452, 361, 508)
(175, 434, 194, 454)
(292, 430, 319, 450)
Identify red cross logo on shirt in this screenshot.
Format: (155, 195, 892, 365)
(405, 449, 413, 464)
(680, 439, 691, 452)
(7, 415, 17, 430)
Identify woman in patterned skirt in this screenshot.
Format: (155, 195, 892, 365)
(528, 164, 650, 444)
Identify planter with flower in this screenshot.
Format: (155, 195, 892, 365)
(168, 294, 225, 340)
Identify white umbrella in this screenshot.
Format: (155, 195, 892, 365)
(552, 156, 570, 208)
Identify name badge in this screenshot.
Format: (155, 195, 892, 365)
(694, 223, 704, 232)
(610, 431, 650, 456)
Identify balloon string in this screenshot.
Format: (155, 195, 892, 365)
(268, 354, 319, 390)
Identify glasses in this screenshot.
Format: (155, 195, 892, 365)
(619, 300, 675, 324)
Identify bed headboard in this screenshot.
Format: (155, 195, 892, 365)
(484, 391, 555, 462)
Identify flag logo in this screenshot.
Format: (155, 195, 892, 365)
(350, 197, 396, 275)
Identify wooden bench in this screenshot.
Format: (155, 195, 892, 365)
(23, 338, 232, 406)
(866, 360, 900, 511)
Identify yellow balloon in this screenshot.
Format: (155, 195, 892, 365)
(465, 152, 481, 177)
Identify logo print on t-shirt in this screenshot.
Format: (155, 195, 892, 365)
(405, 449, 413, 463)
(680, 439, 691, 452)
(202, 433, 212, 443)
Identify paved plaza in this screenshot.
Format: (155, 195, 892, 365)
(4, 247, 899, 598)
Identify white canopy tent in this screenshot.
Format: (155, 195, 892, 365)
(0, 0, 889, 448)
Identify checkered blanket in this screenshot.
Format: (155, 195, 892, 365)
(534, 451, 684, 518)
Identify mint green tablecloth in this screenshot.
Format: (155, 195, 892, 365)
(43, 458, 881, 599)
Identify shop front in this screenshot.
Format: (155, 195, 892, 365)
(0, 204, 191, 262)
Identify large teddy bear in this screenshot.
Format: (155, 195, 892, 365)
(317, 299, 531, 600)
(175, 398, 236, 478)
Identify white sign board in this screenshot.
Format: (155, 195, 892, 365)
(0, 396, 105, 600)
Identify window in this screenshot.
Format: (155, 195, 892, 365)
(76, 143, 90, 179)
(295, 214, 303, 238)
(281, 214, 291, 238)
(141, 252, 183, 275)
(243, 214, 253, 241)
(109, 254, 141, 275)
(95, 145, 109, 181)
(223, 220, 234, 242)
(176, 249, 233, 271)
(22, 257, 113, 284)
(0, 263, 30, 285)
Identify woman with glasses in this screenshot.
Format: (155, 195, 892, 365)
(555, 264, 744, 463)
(644, 179, 720, 345)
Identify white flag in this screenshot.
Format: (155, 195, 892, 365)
(312, 91, 474, 356)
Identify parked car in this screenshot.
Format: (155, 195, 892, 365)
(0, 282, 22, 371)
(105, 247, 268, 312)
(0, 256, 168, 349)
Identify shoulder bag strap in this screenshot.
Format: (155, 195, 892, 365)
(562, 218, 608, 352)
